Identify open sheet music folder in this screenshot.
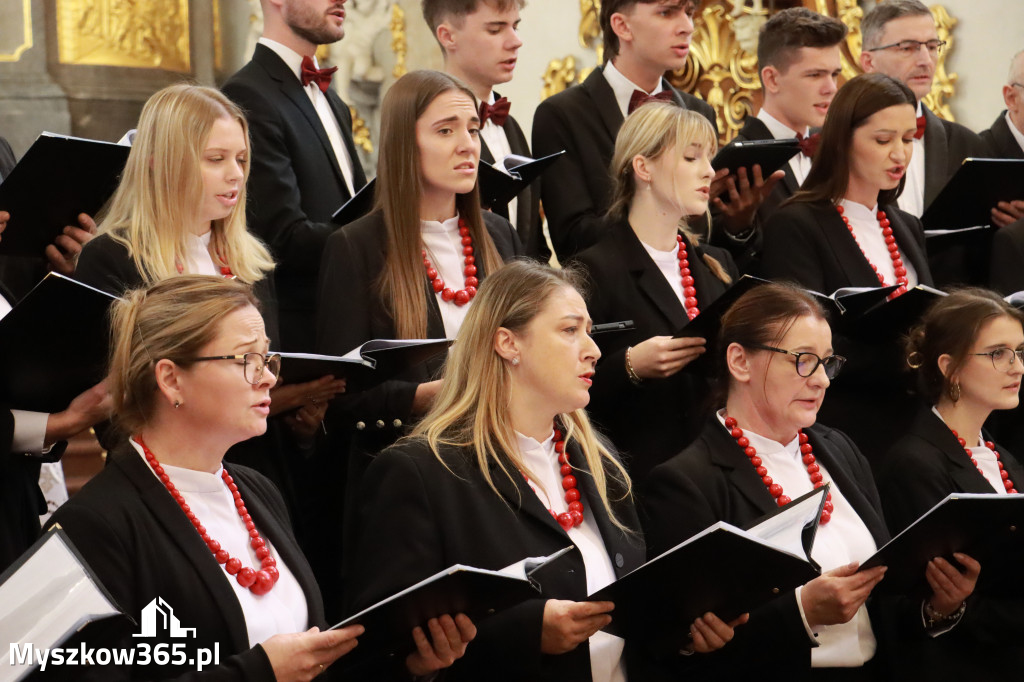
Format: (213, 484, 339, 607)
(0, 132, 130, 257)
(0, 527, 125, 682)
(590, 487, 827, 640)
(860, 493, 1024, 596)
(331, 547, 572, 670)
(276, 338, 452, 390)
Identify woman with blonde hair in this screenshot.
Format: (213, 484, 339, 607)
(572, 101, 738, 480)
(73, 83, 342, 549)
(346, 260, 738, 682)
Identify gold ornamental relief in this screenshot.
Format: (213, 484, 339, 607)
(57, 0, 191, 72)
(0, 0, 33, 62)
(390, 3, 407, 79)
(349, 105, 373, 154)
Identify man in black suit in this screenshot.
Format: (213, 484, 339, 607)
(533, 0, 719, 261)
(222, 0, 367, 353)
(712, 7, 846, 270)
(423, 0, 547, 258)
(859, 1, 1017, 225)
(982, 49, 1024, 161)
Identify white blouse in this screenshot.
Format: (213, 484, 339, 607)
(131, 440, 308, 647)
(930, 407, 1010, 495)
(838, 199, 918, 289)
(421, 215, 473, 339)
(517, 431, 627, 682)
(640, 239, 686, 307)
(186, 230, 220, 277)
(715, 412, 879, 667)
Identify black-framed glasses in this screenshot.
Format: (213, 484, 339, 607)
(191, 352, 281, 385)
(865, 39, 946, 57)
(1012, 83, 1024, 91)
(748, 344, 847, 379)
(971, 347, 1024, 372)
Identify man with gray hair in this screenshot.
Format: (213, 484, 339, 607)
(859, 0, 995, 223)
(982, 50, 1024, 160)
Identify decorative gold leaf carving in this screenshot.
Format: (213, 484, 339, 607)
(542, 56, 579, 100)
(0, 0, 33, 63)
(390, 3, 407, 79)
(350, 105, 373, 154)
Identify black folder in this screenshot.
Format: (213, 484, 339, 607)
(0, 133, 130, 257)
(839, 284, 946, 342)
(590, 487, 826, 641)
(275, 339, 451, 391)
(920, 158, 1024, 230)
(673, 275, 770, 339)
(712, 138, 801, 177)
(331, 177, 376, 226)
(332, 547, 570, 671)
(477, 151, 565, 209)
(860, 493, 1024, 596)
(0, 273, 117, 413)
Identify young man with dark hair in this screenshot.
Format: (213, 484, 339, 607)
(422, 0, 547, 257)
(532, 0, 718, 260)
(713, 7, 846, 268)
(223, 0, 367, 353)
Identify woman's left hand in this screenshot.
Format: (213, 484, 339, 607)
(687, 611, 748, 654)
(283, 400, 329, 440)
(925, 552, 980, 616)
(269, 375, 347, 417)
(405, 613, 476, 676)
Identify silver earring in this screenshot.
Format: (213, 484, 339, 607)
(511, 357, 520, 366)
(174, 400, 181, 409)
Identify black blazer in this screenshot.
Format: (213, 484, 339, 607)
(641, 419, 902, 679)
(921, 106, 989, 210)
(572, 217, 738, 481)
(43, 446, 325, 680)
(532, 67, 718, 261)
(345, 437, 653, 682)
(990, 217, 1024, 295)
(879, 407, 1024, 678)
(74, 233, 281, 348)
(981, 111, 1024, 160)
(480, 97, 547, 260)
(760, 200, 933, 294)
(0, 406, 46, 575)
(222, 44, 368, 352)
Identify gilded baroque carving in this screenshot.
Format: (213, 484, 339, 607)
(350, 105, 373, 154)
(541, 56, 579, 100)
(391, 3, 408, 79)
(0, 0, 33, 62)
(56, 0, 191, 72)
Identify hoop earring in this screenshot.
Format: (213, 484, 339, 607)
(949, 382, 961, 403)
(906, 351, 925, 369)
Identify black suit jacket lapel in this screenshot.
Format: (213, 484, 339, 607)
(922, 106, 950, 208)
(811, 203, 881, 286)
(912, 410, 1003, 494)
(325, 89, 368, 192)
(113, 450, 250, 652)
(614, 220, 687, 330)
(884, 205, 932, 286)
(584, 68, 625, 143)
(704, 422, 779, 516)
(489, 451, 572, 541)
(808, 428, 889, 546)
(993, 114, 1024, 160)
(254, 45, 350, 197)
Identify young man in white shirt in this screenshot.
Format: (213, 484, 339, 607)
(423, 0, 547, 257)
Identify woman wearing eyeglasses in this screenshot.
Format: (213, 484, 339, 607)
(878, 289, 1023, 678)
(45, 276, 471, 680)
(640, 282, 978, 679)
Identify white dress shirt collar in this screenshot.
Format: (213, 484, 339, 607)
(258, 37, 310, 82)
(603, 60, 666, 120)
(756, 108, 808, 140)
(1006, 112, 1024, 155)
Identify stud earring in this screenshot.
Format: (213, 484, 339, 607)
(511, 357, 520, 366)
(174, 400, 182, 409)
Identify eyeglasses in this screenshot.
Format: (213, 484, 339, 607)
(1012, 83, 1024, 90)
(971, 347, 1024, 372)
(865, 39, 947, 57)
(748, 344, 847, 379)
(191, 352, 281, 385)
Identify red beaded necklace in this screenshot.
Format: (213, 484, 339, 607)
(724, 416, 835, 524)
(175, 245, 233, 277)
(676, 235, 700, 321)
(835, 205, 908, 300)
(522, 426, 584, 531)
(951, 430, 1018, 494)
(134, 436, 280, 595)
(423, 218, 479, 307)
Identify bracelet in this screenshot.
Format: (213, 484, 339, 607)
(923, 599, 966, 628)
(625, 346, 643, 385)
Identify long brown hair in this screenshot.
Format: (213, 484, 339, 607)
(375, 70, 503, 339)
(413, 260, 634, 531)
(607, 101, 731, 285)
(788, 73, 916, 207)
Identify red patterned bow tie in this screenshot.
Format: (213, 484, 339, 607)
(480, 97, 511, 126)
(914, 115, 926, 140)
(627, 89, 674, 115)
(300, 55, 337, 93)
(796, 131, 821, 159)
